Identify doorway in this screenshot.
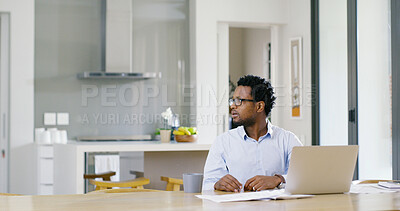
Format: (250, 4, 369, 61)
(0, 12, 10, 193)
(228, 27, 271, 129)
(216, 24, 275, 135)
(229, 27, 271, 85)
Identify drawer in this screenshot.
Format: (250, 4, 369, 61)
(39, 158, 54, 184)
(38, 184, 53, 195)
(38, 146, 53, 158)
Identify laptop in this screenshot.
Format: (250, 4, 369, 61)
(285, 145, 359, 194)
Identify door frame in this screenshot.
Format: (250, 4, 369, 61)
(391, 0, 400, 180)
(311, 0, 320, 146)
(0, 12, 10, 193)
(346, 0, 359, 179)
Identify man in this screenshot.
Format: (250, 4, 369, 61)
(202, 75, 302, 192)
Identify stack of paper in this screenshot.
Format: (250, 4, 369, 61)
(349, 184, 396, 194)
(196, 189, 313, 203)
(378, 182, 400, 189)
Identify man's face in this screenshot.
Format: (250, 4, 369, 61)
(230, 86, 257, 126)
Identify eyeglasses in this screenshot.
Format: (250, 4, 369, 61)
(229, 98, 254, 106)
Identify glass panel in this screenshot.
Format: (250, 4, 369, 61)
(0, 13, 10, 193)
(35, 0, 191, 138)
(319, 0, 348, 145)
(357, 0, 392, 179)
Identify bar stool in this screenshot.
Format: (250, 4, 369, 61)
(160, 176, 183, 191)
(83, 171, 116, 181)
(0, 193, 22, 196)
(89, 177, 150, 190)
(358, 180, 393, 184)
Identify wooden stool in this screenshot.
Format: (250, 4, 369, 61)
(83, 171, 116, 181)
(358, 180, 393, 184)
(89, 177, 150, 190)
(129, 170, 144, 178)
(88, 188, 163, 194)
(0, 193, 22, 196)
(161, 176, 183, 191)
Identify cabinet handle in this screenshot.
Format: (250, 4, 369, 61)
(41, 157, 53, 160)
(2, 113, 5, 139)
(348, 108, 356, 123)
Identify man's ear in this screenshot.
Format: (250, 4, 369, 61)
(256, 101, 265, 113)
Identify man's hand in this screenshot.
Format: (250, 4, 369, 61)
(214, 174, 242, 192)
(244, 175, 281, 191)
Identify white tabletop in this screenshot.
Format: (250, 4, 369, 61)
(57, 140, 211, 152)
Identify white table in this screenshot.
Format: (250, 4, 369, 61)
(53, 141, 211, 194)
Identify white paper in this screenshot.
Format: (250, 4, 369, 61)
(273, 193, 314, 200)
(196, 189, 313, 203)
(378, 182, 400, 189)
(349, 184, 396, 194)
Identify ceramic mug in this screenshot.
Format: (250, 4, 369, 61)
(183, 173, 203, 193)
(160, 130, 171, 143)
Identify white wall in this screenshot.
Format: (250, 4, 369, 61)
(0, 0, 35, 194)
(319, 0, 348, 146)
(193, 0, 289, 143)
(270, 0, 311, 146)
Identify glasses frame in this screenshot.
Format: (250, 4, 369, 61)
(229, 98, 255, 106)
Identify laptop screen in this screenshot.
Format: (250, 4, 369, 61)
(285, 145, 359, 194)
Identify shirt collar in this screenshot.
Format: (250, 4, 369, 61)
(238, 118, 274, 141)
(267, 119, 274, 138)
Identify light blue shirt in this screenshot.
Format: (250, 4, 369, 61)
(202, 120, 303, 190)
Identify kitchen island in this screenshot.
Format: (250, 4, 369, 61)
(53, 141, 211, 194)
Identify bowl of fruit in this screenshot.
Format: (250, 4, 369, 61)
(173, 127, 198, 142)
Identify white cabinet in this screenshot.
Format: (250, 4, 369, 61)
(36, 145, 54, 195)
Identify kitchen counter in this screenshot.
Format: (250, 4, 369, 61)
(63, 140, 211, 152)
(53, 141, 211, 194)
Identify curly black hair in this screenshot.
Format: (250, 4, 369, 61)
(237, 75, 276, 116)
